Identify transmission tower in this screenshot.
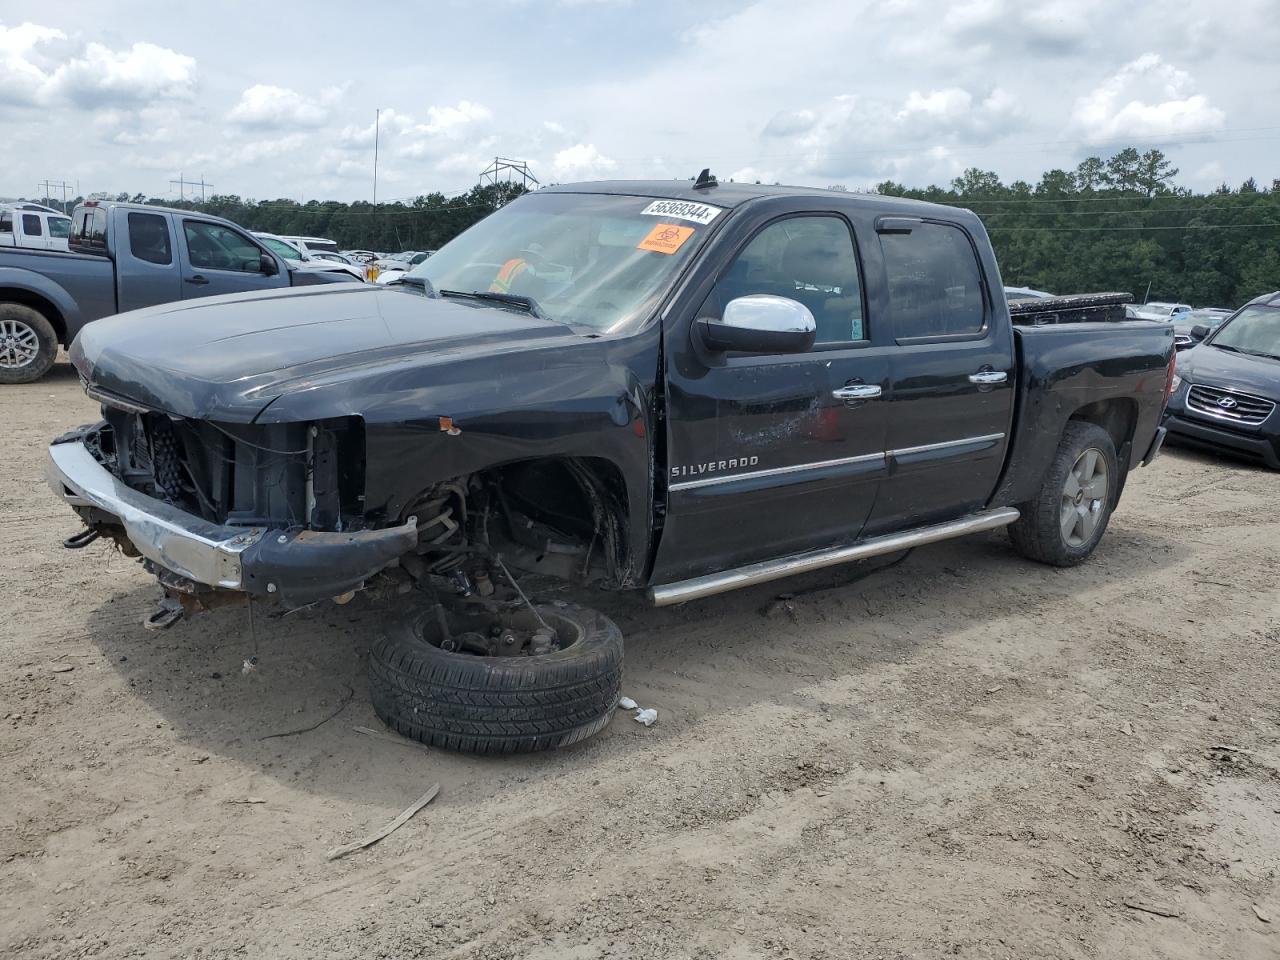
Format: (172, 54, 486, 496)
(479, 158, 539, 190)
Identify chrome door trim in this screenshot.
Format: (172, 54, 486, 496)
(832, 384, 882, 400)
(887, 432, 1005, 459)
(650, 506, 1020, 605)
(968, 370, 1008, 385)
(669, 451, 886, 492)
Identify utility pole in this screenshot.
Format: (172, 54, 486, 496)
(38, 179, 72, 213)
(169, 174, 214, 203)
(372, 109, 381, 206)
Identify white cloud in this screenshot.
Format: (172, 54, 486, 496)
(1071, 54, 1225, 145)
(551, 143, 617, 181)
(45, 41, 196, 106)
(0, 21, 65, 105)
(411, 100, 491, 137)
(228, 84, 339, 129)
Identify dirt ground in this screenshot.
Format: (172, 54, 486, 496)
(1, 360, 1277, 960)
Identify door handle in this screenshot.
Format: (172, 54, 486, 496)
(968, 370, 1008, 384)
(185, 275, 209, 285)
(832, 384, 882, 400)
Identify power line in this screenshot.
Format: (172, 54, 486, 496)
(985, 221, 1280, 233)
(37, 179, 72, 213)
(170, 174, 213, 203)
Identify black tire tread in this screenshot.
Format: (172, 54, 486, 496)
(1009, 421, 1117, 567)
(368, 602, 623, 754)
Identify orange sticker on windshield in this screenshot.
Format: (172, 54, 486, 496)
(637, 223, 695, 255)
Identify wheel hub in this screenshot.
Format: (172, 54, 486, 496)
(1060, 446, 1108, 548)
(0, 318, 40, 369)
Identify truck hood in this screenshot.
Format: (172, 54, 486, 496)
(1177, 343, 1280, 399)
(71, 284, 579, 420)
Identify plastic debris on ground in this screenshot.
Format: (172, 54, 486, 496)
(633, 708, 658, 727)
(618, 696, 638, 710)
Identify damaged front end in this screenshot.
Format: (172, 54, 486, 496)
(47, 402, 418, 615)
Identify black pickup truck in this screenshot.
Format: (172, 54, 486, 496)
(48, 178, 1175, 753)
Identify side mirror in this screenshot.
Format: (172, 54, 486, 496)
(697, 295, 817, 354)
(260, 254, 280, 276)
(1190, 324, 1209, 341)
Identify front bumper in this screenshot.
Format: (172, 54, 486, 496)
(1162, 412, 1280, 469)
(48, 439, 419, 605)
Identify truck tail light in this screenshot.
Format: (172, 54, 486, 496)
(1164, 349, 1177, 397)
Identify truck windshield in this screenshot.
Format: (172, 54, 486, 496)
(1210, 304, 1280, 360)
(259, 236, 303, 261)
(406, 192, 721, 331)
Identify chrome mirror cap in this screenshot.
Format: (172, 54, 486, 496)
(698, 295, 817, 354)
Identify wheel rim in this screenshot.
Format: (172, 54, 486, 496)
(0, 318, 41, 369)
(1060, 447, 1108, 547)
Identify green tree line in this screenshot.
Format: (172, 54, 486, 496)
(875, 148, 1280, 308)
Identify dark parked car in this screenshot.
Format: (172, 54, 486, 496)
(1164, 292, 1280, 468)
(48, 178, 1175, 753)
(0, 201, 352, 384)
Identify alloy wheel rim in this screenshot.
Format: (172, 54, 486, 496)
(0, 318, 40, 369)
(1060, 447, 1108, 547)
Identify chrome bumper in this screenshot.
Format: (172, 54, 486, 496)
(47, 439, 265, 589)
(47, 439, 419, 602)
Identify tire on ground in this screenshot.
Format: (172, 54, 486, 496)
(368, 601, 623, 754)
(0, 303, 58, 385)
(1009, 420, 1119, 567)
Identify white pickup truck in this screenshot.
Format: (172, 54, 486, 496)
(0, 203, 72, 252)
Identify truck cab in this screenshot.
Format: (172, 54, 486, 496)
(0, 203, 72, 252)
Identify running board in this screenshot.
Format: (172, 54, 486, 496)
(649, 507, 1020, 606)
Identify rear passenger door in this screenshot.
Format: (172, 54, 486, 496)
(178, 219, 289, 300)
(862, 218, 1015, 536)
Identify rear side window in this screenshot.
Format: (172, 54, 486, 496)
(73, 207, 109, 250)
(183, 220, 263, 272)
(128, 213, 172, 265)
(880, 222, 986, 339)
(707, 215, 865, 344)
(0, 212, 11, 233)
(22, 214, 42, 237)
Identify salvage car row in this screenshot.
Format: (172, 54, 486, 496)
(7, 178, 1279, 757)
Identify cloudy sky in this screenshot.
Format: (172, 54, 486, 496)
(2, 0, 1277, 204)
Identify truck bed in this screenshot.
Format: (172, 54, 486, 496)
(1007, 292, 1134, 326)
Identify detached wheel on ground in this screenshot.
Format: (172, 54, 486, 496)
(1009, 421, 1118, 567)
(368, 600, 623, 754)
(0, 303, 58, 385)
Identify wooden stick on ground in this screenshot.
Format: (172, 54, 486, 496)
(325, 784, 440, 861)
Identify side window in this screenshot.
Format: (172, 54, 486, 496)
(22, 214, 42, 237)
(879, 222, 986, 339)
(49, 217, 71, 239)
(709, 215, 865, 344)
(73, 207, 109, 249)
(0, 212, 12, 233)
(183, 220, 263, 272)
(128, 213, 172, 265)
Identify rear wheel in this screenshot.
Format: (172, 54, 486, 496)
(1009, 421, 1118, 566)
(368, 600, 623, 754)
(0, 304, 58, 385)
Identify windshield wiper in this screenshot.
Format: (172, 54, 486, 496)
(439, 289, 548, 320)
(387, 275, 438, 297)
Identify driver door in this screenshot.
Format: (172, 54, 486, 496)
(178, 219, 289, 300)
(653, 212, 890, 584)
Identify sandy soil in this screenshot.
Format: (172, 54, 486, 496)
(1, 360, 1277, 960)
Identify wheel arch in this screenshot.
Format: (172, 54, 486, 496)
(0, 287, 68, 343)
(1067, 397, 1138, 504)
